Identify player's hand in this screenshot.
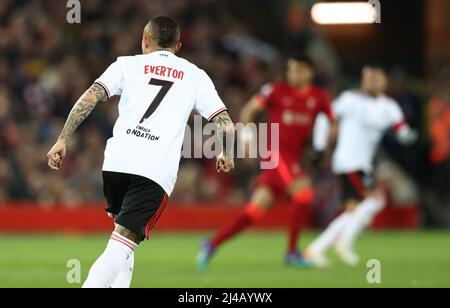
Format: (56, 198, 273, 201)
(47, 139, 67, 171)
(216, 153, 234, 174)
(400, 129, 418, 145)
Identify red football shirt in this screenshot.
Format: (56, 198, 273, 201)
(256, 82, 334, 163)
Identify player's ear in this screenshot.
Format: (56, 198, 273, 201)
(174, 42, 182, 54)
(142, 34, 151, 53)
(141, 34, 147, 53)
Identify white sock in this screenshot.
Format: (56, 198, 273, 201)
(308, 212, 353, 254)
(82, 232, 137, 288)
(337, 197, 385, 250)
(111, 251, 134, 288)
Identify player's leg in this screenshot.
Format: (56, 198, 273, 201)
(305, 172, 365, 266)
(110, 222, 136, 288)
(211, 186, 274, 247)
(197, 187, 274, 270)
(306, 171, 375, 266)
(83, 173, 168, 288)
(111, 250, 134, 288)
(83, 224, 140, 288)
(304, 199, 357, 267)
(335, 188, 385, 266)
(83, 171, 135, 288)
(100, 171, 136, 288)
(284, 176, 314, 268)
(328, 172, 379, 266)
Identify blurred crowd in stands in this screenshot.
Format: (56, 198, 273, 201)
(0, 0, 448, 223)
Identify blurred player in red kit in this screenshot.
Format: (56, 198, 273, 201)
(198, 54, 336, 269)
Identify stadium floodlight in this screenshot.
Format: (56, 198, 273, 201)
(311, 2, 378, 25)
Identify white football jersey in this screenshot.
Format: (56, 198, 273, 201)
(95, 51, 227, 195)
(314, 90, 405, 174)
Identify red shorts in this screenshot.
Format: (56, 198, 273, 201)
(255, 156, 306, 197)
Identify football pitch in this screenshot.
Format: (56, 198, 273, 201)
(0, 231, 449, 288)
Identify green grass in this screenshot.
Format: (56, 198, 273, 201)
(0, 231, 449, 288)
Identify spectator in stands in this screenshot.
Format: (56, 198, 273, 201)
(427, 77, 450, 201)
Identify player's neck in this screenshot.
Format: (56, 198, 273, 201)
(364, 90, 384, 98)
(295, 83, 311, 92)
(144, 47, 175, 55)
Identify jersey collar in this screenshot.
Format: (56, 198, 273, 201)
(294, 84, 312, 97)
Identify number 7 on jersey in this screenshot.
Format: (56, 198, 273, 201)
(140, 78, 174, 123)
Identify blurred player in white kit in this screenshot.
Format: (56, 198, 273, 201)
(307, 66, 417, 266)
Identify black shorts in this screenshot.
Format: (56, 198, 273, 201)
(339, 171, 375, 202)
(103, 171, 169, 241)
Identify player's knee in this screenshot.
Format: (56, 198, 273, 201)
(244, 202, 267, 221)
(114, 224, 141, 245)
(288, 177, 312, 195)
(369, 188, 385, 202)
(292, 188, 314, 205)
(345, 200, 359, 212)
(250, 187, 274, 210)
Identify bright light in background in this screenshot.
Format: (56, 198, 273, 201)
(311, 2, 377, 25)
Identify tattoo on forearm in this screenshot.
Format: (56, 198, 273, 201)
(212, 111, 235, 158)
(58, 83, 108, 141)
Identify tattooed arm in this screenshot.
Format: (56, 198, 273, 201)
(59, 83, 108, 141)
(47, 83, 108, 170)
(211, 110, 235, 173)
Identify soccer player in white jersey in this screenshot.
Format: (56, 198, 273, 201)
(46, 16, 235, 288)
(306, 66, 417, 267)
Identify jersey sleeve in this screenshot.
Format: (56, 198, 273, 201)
(194, 70, 227, 121)
(389, 101, 406, 132)
(255, 83, 276, 108)
(95, 59, 124, 99)
(332, 91, 352, 119)
(318, 91, 335, 121)
(388, 100, 417, 144)
(313, 113, 330, 152)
